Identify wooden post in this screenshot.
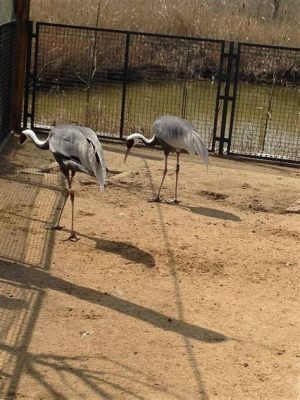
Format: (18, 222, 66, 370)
(12, 0, 30, 133)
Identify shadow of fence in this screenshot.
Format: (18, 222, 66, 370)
(0, 137, 63, 399)
(0, 137, 228, 399)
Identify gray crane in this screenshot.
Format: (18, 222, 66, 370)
(124, 115, 208, 203)
(19, 125, 106, 241)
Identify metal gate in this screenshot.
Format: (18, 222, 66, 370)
(23, 22, 225, 152)
(229, 42, 300, 162)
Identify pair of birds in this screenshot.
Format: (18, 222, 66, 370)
(20, 116, 209, 241)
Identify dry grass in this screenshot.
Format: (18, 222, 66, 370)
(30, 0, 300, 47)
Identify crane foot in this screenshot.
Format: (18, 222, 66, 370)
(148, 195, 162, 203)
(166, 199, 181, 205)
(64, 232, 79, 242)
(47, 224, 65, 230)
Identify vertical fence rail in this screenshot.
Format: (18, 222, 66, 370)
(218, 42, 234, 155)
(212, 41, 225, 154)
(30, 22, 40, 129)
(119, 33, 130, 139)
(11, 0, 30, 133)
(227, 43, 241, 155)
(0, 22, 16, 143)
(23, 21, 33, 129)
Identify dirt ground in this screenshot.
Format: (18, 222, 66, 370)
(0, 136, 299, 400)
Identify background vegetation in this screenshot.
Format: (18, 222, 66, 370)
(30, 0, 300, 47)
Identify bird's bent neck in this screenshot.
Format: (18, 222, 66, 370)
(23, 129, 50, 150)
(128, 133, 157, 146)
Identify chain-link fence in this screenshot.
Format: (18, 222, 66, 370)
(230, 43, 300, 161)
(0, 22, 15, 143)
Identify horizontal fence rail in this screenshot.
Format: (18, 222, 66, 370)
(0, 22, 15, 142)
(24, 22, 300, 163)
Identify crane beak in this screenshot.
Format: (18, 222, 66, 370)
(19, 133, 27, 145)
(124, 148, 130, 163)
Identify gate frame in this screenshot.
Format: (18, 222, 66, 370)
(23, 21, 226, 149)
(226, 41, 300, 164)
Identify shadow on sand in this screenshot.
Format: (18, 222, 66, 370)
(0, 259, 227, 344)
(179, 204, 241, 221)
(79, 232, 156, 268)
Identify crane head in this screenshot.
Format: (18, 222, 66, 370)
(124, 138, 134, 163)
(19, 132, 27, 145)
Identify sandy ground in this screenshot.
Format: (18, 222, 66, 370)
(0, 136, 299, 400)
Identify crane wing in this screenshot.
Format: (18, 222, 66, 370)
(78, 126, 106, 191)
(49, 125, 106, 190)
(154, 116, 209, 168)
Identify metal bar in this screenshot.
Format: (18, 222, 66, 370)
(219, 95, 234, 101)
(0, 22, 15, 141)
(30, 22, 40, 129)
(218, 41, 234, 155)
(181, 47, 190, 119)
(236, 41, 300, 52)
(119, 33, 130, 139)
(224, 152, 300, 166)
(11, 0, 31, 133)
(212, 41, 225, 153)
(227, 43, 240, 155)
(22, 20, 33, 129)
(35, 21, 225, 44)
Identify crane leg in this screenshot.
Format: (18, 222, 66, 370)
(149, 154, 168, 203)
(49, 190, 69, 230)
(167, 153, 180, 204)
(64, 171, 79, 242)
(49, 171, 74, 231)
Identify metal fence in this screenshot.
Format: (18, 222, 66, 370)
(24, 22, 300, 163)
(229, 43, 300, 161)
(25, 23, 224, 152)
(0, 22, 15, 142)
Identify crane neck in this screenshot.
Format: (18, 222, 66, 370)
(128, 133, 157, 146)
(23, 129, 50, 150)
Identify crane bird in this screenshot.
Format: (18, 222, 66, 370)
(124, 115, 208, 203)
(19, 125, 106, 241)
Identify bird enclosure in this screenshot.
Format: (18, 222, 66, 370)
(22, 22, 300, 163)
(1, 7, 300, 400)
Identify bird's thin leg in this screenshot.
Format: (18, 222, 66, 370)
(64, 171, 79, 242)
(174, 153, 180, 203)
(149, 153, 168, 203)
(167, 153, 181, 204)
(50, 190, 69, 230)
(49, 170, 76, 230)
(48, 171, 72, 230)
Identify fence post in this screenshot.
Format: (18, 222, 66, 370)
(227, 42, 240, 155)
(218, 41, 234, 155)
(119, 33, 130, 139)
(11, 0, 31, 133)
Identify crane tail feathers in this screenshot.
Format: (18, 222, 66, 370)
(191, 131, 209, 168)
(93, 151, 106, 191)
(86, 137, 106, 190)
